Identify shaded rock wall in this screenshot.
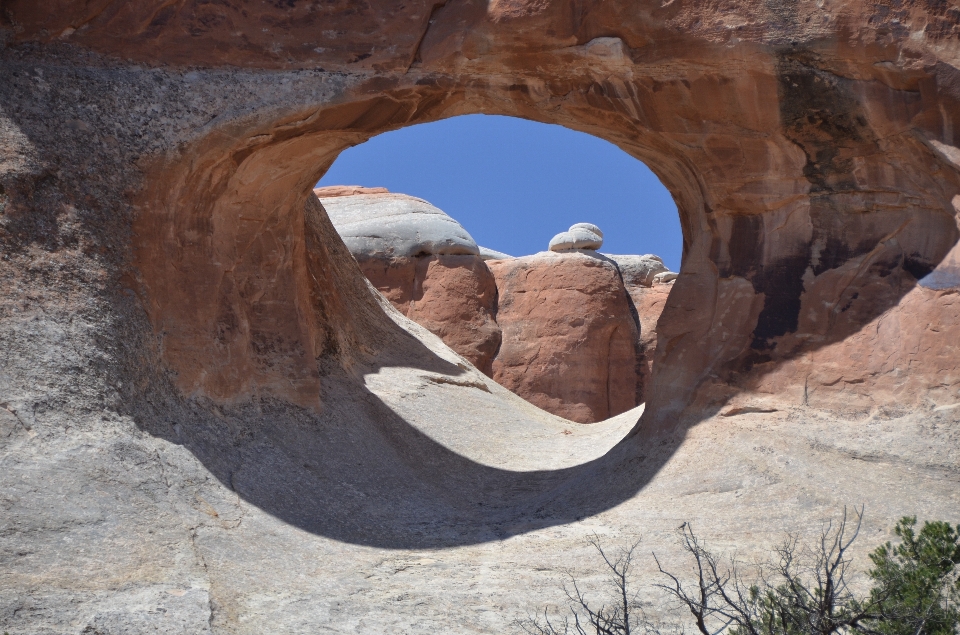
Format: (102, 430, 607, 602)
(624, 280, 675, 402)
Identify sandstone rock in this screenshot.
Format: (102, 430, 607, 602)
(4, 4, 960, 632)
(623, 278, 675, 403)
(8, 0, 960, 432)
(320, 191, 500, 375)
(605, 254, 669, 288)
(569, 222, 603, 238)
(653, 271, 679, 284)
(601, 254, 675, 404)
(319, 191, 480, 259)
(313, 185, 390, 197)
(478, 246, 513, 261)
(548, 224, 604, 252)
(489, 251, 641, 423)
(357, 253, 502, 376)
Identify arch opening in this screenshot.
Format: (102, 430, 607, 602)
(313, 114, 684, 423)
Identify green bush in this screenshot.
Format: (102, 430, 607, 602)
(868, 517, 960, 635)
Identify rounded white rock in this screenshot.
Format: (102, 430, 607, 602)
(569, 222, 603, 239)
(604, 254, 669, 287)
(653, 271, 679, 284)
(318, 191, 479, 258)
(478, 246, 514, 261)
(548, 224, 603, 251)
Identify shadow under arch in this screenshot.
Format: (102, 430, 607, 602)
(129, 72, 960, 548)
(146, 338, 678, 550)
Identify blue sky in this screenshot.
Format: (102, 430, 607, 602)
(317, 114, 682, 270)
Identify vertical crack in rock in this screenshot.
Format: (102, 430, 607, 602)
(407, 0, 449, 71)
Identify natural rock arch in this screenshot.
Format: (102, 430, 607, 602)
(3, 4, 960, 631)
(4, 2, 960, 436)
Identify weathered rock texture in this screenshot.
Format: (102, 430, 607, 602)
(320, 190, 501, 375)
(478, 246, 513, 261)
(489, 252, 641, 423)
(319, 189, 480, 259)
(549, 223, 604, 251)
(609, 258, 672, 399)
(314, 185, 389, 197)
(604, 255, 676, 390)
(2, 2, 960, 632)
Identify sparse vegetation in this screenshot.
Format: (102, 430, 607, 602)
(523, 510, 960, 635)
(517, 535, 656, 635)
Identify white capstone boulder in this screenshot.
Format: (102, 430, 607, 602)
(316, 190, 479, 258)
(569, 222, 603, 239)
(653, 271, 679, 284)
(548, 223, 603, 251)
(478, 246, 514, 261)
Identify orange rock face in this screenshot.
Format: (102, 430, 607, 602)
(358, 255, 502, 377)
(489, 252, 641, 423)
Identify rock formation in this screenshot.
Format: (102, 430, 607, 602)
(2, 2, 960, 632)
(606, 254, 675, 396)
(318, 188, 480, 259)
(6, 0, 956, 427)
(548, 223, 604, 251)
(324, 201, 655, 422)
(489, 251, 641, 423)
(318, 189, 502, 376)
(478, 246, 513, 261)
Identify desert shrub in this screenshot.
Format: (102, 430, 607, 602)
(517, 535, 658, 635)
(524, 511, 960, 635)
(867, 517, 960, 635)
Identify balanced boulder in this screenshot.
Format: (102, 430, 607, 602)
(548, 223, 604, 251)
